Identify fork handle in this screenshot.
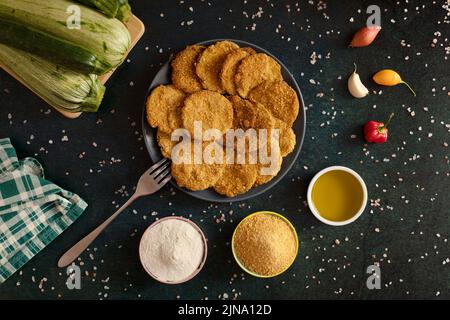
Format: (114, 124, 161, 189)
(57, 194, 139, 268)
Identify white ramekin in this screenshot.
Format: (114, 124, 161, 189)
(139, 216, 208, 284)
(307, 166, 368, 226)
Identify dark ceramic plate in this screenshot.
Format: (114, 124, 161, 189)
(142, 39, 306, 203)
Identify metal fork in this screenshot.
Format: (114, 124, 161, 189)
(57, 159, 172, 268)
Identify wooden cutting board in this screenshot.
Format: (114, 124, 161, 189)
(0, 15, 145, 119)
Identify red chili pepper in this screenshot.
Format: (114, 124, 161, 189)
(364, 113, 394, 144)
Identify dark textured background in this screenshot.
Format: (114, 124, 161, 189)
(0, 0, 449, 300)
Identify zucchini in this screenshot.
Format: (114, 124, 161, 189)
(116, 0, 133, 23)
(0, 44, 105, 113)
(75, 0, 119, 18)
(0, 0, 131, 75)
(73, 0, 132, 22)
(0, 19, 110, 75)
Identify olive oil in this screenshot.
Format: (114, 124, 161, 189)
(311, 170, 364, 222)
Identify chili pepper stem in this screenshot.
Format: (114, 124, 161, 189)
(378, 113, 395, 133)
(401, 80, 416, 97)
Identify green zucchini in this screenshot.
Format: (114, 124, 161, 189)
(0, 44, 105, 113)
(0, 19, 111, 75)
(73, 0, 132, 22)
(0, 0, 131, 75)
(75, 0, 119, 18)
(116, 0, 133, 23)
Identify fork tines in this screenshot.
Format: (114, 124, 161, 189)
(149, 158, 172, 184)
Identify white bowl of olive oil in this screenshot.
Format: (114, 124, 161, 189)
(307, 166, 368, 226)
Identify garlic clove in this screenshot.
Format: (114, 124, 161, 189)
(348, 64, 369, 98)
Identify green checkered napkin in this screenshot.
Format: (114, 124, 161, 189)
(0, 138, 87, 284)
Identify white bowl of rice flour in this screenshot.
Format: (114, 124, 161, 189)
(139, 216, 207, 284)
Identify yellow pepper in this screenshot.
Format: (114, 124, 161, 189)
(373, 69, 416, 96)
